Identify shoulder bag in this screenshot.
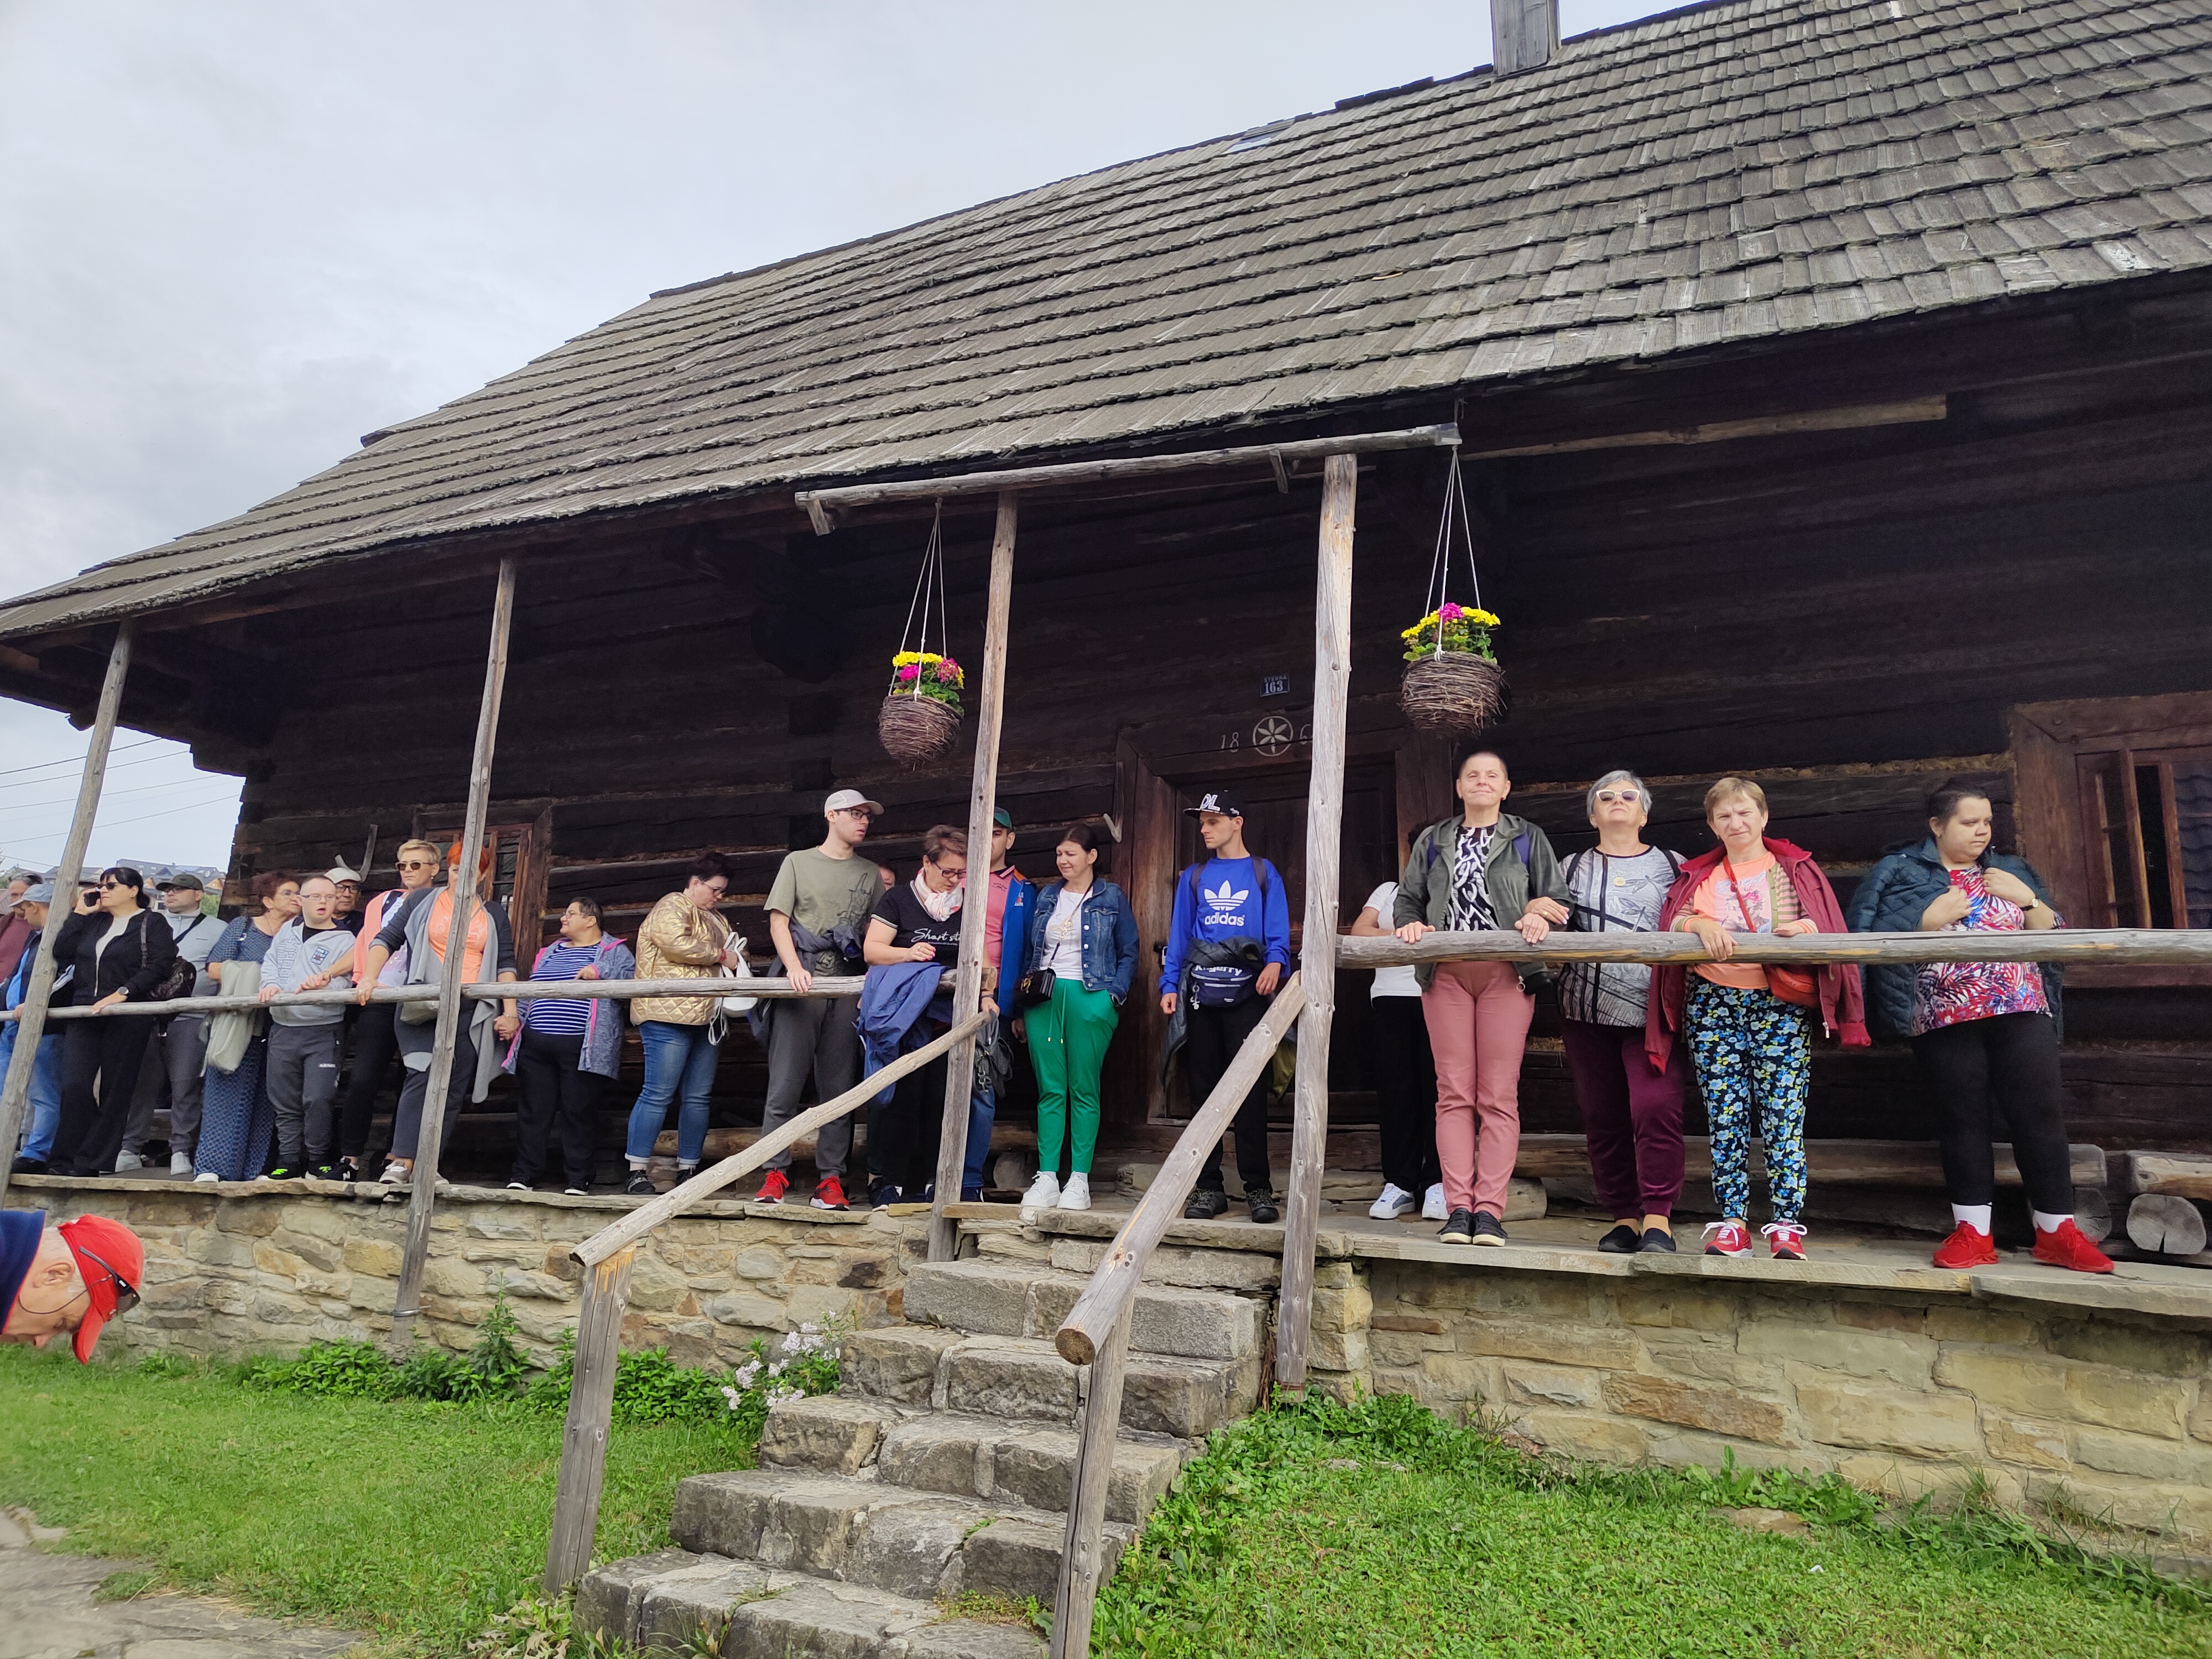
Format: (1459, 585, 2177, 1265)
(1721, 863, 1818, 1008)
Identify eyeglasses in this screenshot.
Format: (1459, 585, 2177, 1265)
(97, 879, 126, 890)
(72, 1243, 139, 1316)
(1594, 790, 1642, 805)
(398, 859, 436, 870)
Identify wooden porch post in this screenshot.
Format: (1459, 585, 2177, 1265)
(542, 1242, 637, 1592)
(0, 622, 134, 1204)
(929, 491, 1017, 1262)
(1276, 454, 1357, 1389)
(391, 559, 518, 1342)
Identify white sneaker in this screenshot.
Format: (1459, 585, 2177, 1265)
(116, 1150, 143, 1172)
(380, 1161, 410, 1186)
(192, 1170, 220, 1184)
(1370, 1183, 1417, 1220)
(170, 1151, 194, 1176)
(1019, 1171, 1061, 1219)
(1057, 1173, 1092, 1212)
(1422, 1183, 1448, 1222)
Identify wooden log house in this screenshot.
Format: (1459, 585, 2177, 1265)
(1, 0, 2208, 1208)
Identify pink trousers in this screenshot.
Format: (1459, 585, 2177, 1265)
(1420, 960, 1536, 1217)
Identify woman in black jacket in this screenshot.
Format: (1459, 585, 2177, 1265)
(46, 867, 177, 1177)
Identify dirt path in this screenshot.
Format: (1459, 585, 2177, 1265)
(0, 1508, 362, 1659)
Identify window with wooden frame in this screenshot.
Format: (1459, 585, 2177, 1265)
(412, 807, 554, 963)
(2013, 694, 2212, 984)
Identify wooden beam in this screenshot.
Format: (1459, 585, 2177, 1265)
(930, 491, 1018, 1262)
(0, 621, 132, 1205)
(1048, 1300, 1132, 1659)
(541, 1243, 635, 1593)
(1335, 927, 2212, 968)
(1463, 397, 1947, 459)
(1056, 975, 1306, 1368)
(576, 1010, 986, 1268)
(391, 559, 517, 1343)
(1277, 453, 1357, 1391)
(794, 424, 1457, 528)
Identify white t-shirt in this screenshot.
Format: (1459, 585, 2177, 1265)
(1040, 886, 1087, 977)
(1363, 882, 1422, 999)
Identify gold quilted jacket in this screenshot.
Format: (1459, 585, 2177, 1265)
(632, 891, 732, 1026)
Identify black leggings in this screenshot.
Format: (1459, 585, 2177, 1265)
(1910, 1011, 2074, 1214)
(1369, 995, 1439, 1196)
(51, 1018, 155, 1176)
(340, 1003, 403, 1160)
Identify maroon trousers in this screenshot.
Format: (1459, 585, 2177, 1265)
(1561, 1016, 1687, 1219)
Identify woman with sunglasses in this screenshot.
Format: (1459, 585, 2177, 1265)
(335, 840, 442, 1181)
(194, 871, 300, 1182)
(45, 867, 178, 1177)
(1558, 771, 1688, 1254)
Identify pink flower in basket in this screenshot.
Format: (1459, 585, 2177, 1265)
(1438, 602, 1464, 621)
(933, 659, 961, 684)
(895, 664, 921, 684)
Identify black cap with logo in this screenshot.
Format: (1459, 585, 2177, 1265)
(1183, 789, 1246, 820)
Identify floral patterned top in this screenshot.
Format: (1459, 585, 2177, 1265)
(1911, 867, 2054, 1036)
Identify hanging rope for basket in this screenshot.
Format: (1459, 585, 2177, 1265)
(879, 501, 967, 765)
(1400, 449, 1510, 734)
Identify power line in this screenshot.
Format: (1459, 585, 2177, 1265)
(3, 792, 242, 851)
(0, 774, 243, 815)
(0, 737, 162, 781)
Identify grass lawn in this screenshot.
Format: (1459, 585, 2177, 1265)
(0, 1344, 755, 1655)
(4, 1350, 2210, 1658)
(1097, 1394, 2212, 1659)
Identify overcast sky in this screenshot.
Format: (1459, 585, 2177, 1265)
(0, 0, 1652, 875)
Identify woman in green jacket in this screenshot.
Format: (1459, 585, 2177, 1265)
(1394, 749, 1569, 1246)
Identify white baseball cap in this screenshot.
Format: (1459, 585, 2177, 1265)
(325, 865, 363, 884)
(823, 789, 884, 816)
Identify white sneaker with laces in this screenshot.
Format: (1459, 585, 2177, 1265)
(116, 1150, 143, 1172)
(1422, 1183, 1448, 1222)
(192, 1170, 220, 1184)
(1369, 1183, 1416, 1220)
(170, 1151, 195, 1176)
(1019, 1171, 1061, 1219)
(1057, 1173, 1091, 1212)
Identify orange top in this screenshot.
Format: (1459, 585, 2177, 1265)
(1683, 851, 1806, 990)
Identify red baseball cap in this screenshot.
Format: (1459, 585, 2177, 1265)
(57, 1215, 143, 1363)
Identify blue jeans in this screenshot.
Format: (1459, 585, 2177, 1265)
(625, 1020, 721, 1164)
(963, 1077, 995, 1201)
(2, 1025, 63, 1162)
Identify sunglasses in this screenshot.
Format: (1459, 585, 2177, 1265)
(72, 1243, 139, 1316)
(1594, 790, 1642, 804)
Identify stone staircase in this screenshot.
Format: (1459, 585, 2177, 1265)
(575, 1253, 1272, 1657)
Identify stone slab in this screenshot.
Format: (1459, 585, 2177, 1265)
(722, 1577, 935, 1659)
(574, 1546, 702, 1644)
(759, 1395, 898, 1477)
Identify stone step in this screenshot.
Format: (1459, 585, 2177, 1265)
(843, 1327, 1260, 1438)
(760, 1395, 1188, 1525)
(905, 1258, 1265, 1361)
(669, 1469, 1130, 1611)
(575, 1547, 1044, 1657)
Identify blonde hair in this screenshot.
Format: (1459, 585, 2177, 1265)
(395, 839, 439, 865)
(1703, 776, 1768, 816)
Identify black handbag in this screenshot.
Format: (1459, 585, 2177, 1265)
(1015, 967, 1055, 1009)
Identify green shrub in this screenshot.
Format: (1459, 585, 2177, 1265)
(246, 1339, 404, 1401)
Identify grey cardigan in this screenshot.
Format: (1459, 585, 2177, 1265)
(1392, 810, 1569, 992)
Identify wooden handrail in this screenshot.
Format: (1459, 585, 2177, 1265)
(0, 973, 869, 1024)
(1046, 974, 1306, 1659)
(1337, 926, 2212, 968)
(572, 1009, 987, 1268)
(544, 1006, 989, 1592)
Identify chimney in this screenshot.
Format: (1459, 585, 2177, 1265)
(1492, 0, 1558, 74)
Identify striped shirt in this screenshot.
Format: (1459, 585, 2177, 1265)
(522, 942, 601, 1036)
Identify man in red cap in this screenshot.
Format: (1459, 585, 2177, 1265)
(0, 1210, 143, 1361)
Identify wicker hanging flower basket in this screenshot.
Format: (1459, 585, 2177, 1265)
(878, 687, 962, 765)
(1400, 649, 1510, 733)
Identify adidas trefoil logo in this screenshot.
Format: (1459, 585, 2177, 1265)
(1203, 881, 1250, 908)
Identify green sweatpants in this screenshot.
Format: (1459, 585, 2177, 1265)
(1029, 978, 1118, 1177)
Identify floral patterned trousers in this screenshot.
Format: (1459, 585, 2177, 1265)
(1686, 979, 1812, 1224)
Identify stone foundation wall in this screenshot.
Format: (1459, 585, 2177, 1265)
(8, 1177, 926, 1367)
(1338, 1251, 2212, 1545)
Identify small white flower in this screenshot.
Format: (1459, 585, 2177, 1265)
(767, 1359, 786, 1378)
(720, 1385, 742, 1408)
(799, 1322, 821, 1335)
(780, 1330, 803, 1354)
(733, 1361, 761, 1389)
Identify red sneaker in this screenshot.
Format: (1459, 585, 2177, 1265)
(1762, 1222, 1808, 1261)
(1702, 1222, 1753, 1258)
(810, 1175, 849, 1212)
(757, 1169, 790, 1204)
(1933, 1222, 1999, 1268)
(2032, 1218, 2114, 1274)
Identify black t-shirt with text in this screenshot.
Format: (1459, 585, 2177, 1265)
(872, 883, 963, 970)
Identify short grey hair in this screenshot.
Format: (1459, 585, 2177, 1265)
(1585, 769, 1650, 821)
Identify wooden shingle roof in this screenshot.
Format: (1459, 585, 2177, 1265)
(6, 0, 2209, 638)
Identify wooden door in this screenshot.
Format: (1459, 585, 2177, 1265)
(413, 809, 554, 964)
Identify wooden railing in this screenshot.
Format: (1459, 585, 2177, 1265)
(540, 1005, 987, 1594)
(1334, 926, 2212, 969)
(1044, 973, 1307, 1659)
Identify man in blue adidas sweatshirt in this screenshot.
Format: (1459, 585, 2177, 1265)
(1160, 789, 1292, 1222)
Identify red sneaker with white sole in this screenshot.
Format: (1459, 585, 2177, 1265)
(1702, 1221, 1753, 1258)
(2031, 1218, 2114, 1274)
(811, 1175, 849, 1212)
(1933, 1222, 1999, 1268)
(1762, 1222, 1808, 1261)
(756, 1169, 790, 1204)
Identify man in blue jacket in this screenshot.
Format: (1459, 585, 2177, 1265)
(1160, 790, 1292, 1222)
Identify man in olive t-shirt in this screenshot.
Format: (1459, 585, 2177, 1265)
(758, 788, 885, 1208)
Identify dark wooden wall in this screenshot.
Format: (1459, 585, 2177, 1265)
(197, 289, 2212, 1174)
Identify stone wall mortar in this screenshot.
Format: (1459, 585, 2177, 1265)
(9, 1180, 926, 1368)
(1364, 1257, 2212, 1546)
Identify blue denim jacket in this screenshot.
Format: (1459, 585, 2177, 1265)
(1019, 879, 1139, 1003)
